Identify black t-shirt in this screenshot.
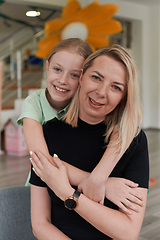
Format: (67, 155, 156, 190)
(30, 118, 149, 240)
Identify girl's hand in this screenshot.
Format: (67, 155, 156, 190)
(30, 150, 74, 201)
(105, 178, 145, 215)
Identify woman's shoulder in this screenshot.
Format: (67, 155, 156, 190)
(126, 129, 148, 158)
(134, 129, 148, 146)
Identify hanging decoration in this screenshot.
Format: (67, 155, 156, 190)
(36, 0, 122, 58)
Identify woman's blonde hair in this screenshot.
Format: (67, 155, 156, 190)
(47, 38, 93, 63)
(64, 44, 143, 154)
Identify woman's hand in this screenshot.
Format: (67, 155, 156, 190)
(78, 173, 105, 204)
(30, 150, 74, 201)
(105, 178, 145, 215)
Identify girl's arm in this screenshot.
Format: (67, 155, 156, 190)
(31, 185, 71, 240)
(23, 118, 88, 185)
(78, 142, 122, 203)
(78, 131, 138, 204)
(31, 152, 147, 240)
(23, 118, 53, 164)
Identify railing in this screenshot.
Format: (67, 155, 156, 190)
(0, 27, 45, 109)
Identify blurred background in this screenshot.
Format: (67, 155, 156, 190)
(0, 0, 160, 239)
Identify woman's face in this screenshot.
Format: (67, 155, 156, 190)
(79, 55, 127, 124)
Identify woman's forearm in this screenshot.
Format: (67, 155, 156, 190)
(62, 187, 147, 240)
(33, 221, 71, 240)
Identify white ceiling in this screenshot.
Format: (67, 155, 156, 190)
(1, 0, 160, 45)
(122, 0, 160, 5)
(0, 1, 61, 42)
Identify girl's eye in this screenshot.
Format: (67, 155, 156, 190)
(54, 67, 61, 72)
(71, 73, 80, 78)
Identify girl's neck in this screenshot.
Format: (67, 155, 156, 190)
(46, 90, 70, 112)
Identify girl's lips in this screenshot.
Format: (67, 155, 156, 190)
(54, 85, 68, 93)
(89, 97, 103, 109)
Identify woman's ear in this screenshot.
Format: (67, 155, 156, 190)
(79, 69, 83, 85)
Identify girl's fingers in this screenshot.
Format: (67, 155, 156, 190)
(128, 194, 145, 207)
(130, 189, 144, 201)
(53, 154, 64, 169)
(118, 202, 132, 215)
(123, 179, 139, 188)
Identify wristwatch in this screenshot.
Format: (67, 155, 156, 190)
(64, 190, 81, 210)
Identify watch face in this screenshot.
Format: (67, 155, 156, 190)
(65, 198, 77, 210)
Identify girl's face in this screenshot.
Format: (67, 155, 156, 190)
(46, 50, 84, 111)
(79, 55, 127, 124)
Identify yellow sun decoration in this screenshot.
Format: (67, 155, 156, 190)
(36, 0, 122, 58)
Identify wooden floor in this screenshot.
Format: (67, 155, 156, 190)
(0, 129, 159, 239)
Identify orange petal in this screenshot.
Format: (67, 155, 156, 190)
(36, 33, 60, 58)
(76, 1, 100, 21)
(62, 0, 81, 22)
(86, 36, 110, 48)
(45, 18, 66, 35)
(86, 41, 96, 52)
(88, 20, 122, 36)
(85, 4, 119, 27)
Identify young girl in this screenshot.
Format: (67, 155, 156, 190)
(18, 39, 142, 209)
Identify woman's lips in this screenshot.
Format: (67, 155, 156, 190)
(89, 97, 103, 109)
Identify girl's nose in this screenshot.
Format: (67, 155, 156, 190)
(58, 73, 68, 84)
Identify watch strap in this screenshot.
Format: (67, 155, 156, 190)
(73, 190, 81, 200)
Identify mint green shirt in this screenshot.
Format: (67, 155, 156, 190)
(17, 88, 69, 125)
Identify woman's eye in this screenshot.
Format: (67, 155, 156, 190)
(113, 85, 121, 91)
(92, 75, 101, 81)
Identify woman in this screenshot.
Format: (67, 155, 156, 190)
(30, 45, 149, 240)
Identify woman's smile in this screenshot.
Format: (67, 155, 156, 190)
(79, 55, 127, 124)
(89, 97, 104, 109)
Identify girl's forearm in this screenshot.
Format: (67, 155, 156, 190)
(23, 118, 54, 164)
(91, 145, 122, 182)
(62, 161, 89, 186)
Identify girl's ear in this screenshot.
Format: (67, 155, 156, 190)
(79, 69, 83, 85)
(46, 60, 49, 73)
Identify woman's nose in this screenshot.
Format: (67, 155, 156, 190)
(96, 84, 107, 98)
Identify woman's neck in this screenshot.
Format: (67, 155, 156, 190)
(79, 114, 105, 125)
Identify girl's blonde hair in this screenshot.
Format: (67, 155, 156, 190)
(64, 44, 143, 154)
(47, 38, 93, 63)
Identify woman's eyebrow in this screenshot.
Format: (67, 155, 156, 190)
(113, 81, 125, 87)
(92, 71, 104, 78)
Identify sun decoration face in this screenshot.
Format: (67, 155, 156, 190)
(36, 0, 122, 58)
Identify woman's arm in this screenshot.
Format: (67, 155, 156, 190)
(75, 187, 147, 240)
(31, 185, 71, 240)
(31, 151, 147, 240)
